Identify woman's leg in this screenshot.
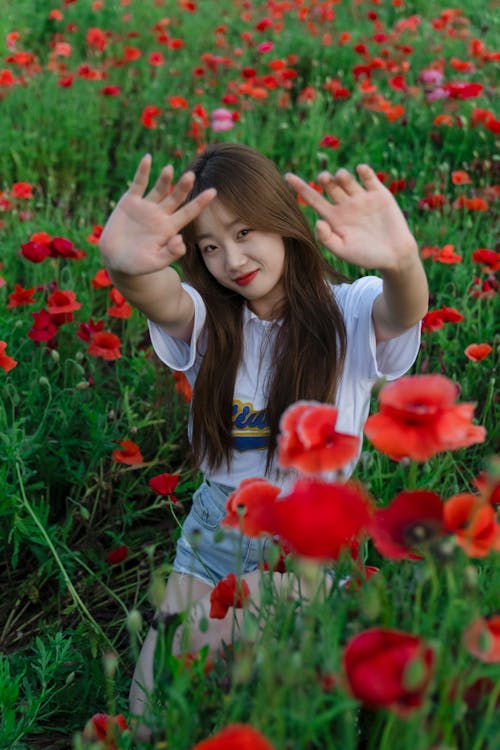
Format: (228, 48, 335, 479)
(129, 571, 212, 718)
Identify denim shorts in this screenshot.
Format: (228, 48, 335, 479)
(172, 479, 269, 586)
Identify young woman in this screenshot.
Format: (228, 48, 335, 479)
(99, 143, 428, 726)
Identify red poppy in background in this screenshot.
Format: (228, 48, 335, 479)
(473, 466, 500, 509)
(463, 615, 500, 663)
(471, 248, 500, 273)
(277, 401, 360, 475)
(77, 319, 104, 343)
(91, 268, 112, 288)
(343, 627, 435, 715)
(209, 573, 251, 620)
(87, 331, 121, 360)
(364, 374, 486, 462)
(421, 306, 464, 332)
(148, 472, 179, 500)
(443, 493, 500, 558)
(83, 713, 128, 749)
(21, 240, 51, 263)
(141, 104, 162, 128)
(223, 477, 280, 537)
(191, 723, 276, 750)
(464, 343, 492, 362)
(111, 440, 143, 465)
(0, 341, 17, 373)
(28, 309, 58, 342)
(369, 490, 446, 560)
(11, 182, 33, 199)
(46, 289, 82, 319)
(87, 225, 103, 245)
(7, 284, 37, 307)
(273, 479, 372, 561)
(172, 370, 192, 403)
(50, 236, 86, 259)
(107, 288, 132, 318)
(105, 545, 128, 565)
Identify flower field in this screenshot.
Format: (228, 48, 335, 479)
(0, 1, 498, 748)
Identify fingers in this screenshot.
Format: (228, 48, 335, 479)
(285, 172, 332, 216)
(159, 170, 196, 212)
(146, 164, 174, 203)
(168, 187, 217, 235)
(128, 154, 152, 197)
(355, 163, 383, 191)
(319, 169, 364, 202)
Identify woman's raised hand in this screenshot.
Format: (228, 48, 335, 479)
(99, 154, 216, 277)
(285, 165, 418, 274)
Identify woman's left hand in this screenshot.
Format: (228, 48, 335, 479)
(285, 165, 418, 274)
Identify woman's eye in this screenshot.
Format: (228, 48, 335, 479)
(238, 228, 251, 239)
(202, 244, 217, 254)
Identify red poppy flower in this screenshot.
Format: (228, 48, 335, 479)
(209, 573, 251, 619)
(319, 134, 341, 148)
(223, 478, 280, 537)
(87, 332, 121, 361)
(273, 479, 372, 561)
(343, 627, 435, 715)
(473, 467, 500, 509)
(11, 182, 33, 199)
(369, 490, 446, 560)
(0, 341, 17, 373)
(50, 236, 86, 259)
(464, 343, 492, 362)
(148, 472, 179, 500)
(21, 240, 51, 263)
(277, 401, 360, 475)
(83, 713, 128, 749)
(112, 440, 143, 465)
(191, 723, 276, 750)
(7, 284, 37, 307)
(472, 248, 500, 273)
(463, 615, 500, 663)
(451, 170, 472, 184)
(28, 309, 58, 342)
(76, 319, 104, 343)
(364, 374, 486, 462)
(87, 225, 103, 245)
(172, 370, 192, 403)
(107, 288, 132, 318)
(105, 545, 128, 565)
(141, 104, 162, 128)
(46, 289, 82, 317)
(443, 493, 500, 558)
(421, 306, 464, 332)
(91, 268, 112, 288)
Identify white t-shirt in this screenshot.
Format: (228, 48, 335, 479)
(148, 276, 421, 488)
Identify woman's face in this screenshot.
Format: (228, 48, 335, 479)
(194, 199, 286, 320)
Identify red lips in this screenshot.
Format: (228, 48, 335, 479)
(235, 270, 259, 286)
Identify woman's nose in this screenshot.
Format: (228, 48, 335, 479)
(225, 244, 246, 271)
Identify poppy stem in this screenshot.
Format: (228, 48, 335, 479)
(407, 460, 417, 489)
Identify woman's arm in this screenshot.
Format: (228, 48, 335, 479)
(99, 154, 216, 340)
(285, 165, 428, 342)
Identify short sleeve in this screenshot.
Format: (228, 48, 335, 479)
(147, 283, 206, 375)
(334, 276, 421, 382)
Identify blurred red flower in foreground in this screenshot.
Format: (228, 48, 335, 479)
(369, 490, 446, 560)
(209, 573, 251, 619)
(112, 440, 143, 465)
(210, 573, 250, 620)
(105, 545, 128, 565)
(277, 401, 360, 475)
(464, 343, 492, 361)
(191, 723, 275, 749)
(87, 331, 121, 360)
(0, 341, 17, 372)
(343, 627, 435, 715)
(148, 472, 179, 501)
(364, 374, 486, 462)
(223, 477, 280, 537)
(83, 713, 128, 749)
(274, 480, 372, 561)
(443, 493, 500, 558)
(463, 615, 500, 663)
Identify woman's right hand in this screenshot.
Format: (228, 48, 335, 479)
(99, 154, 216, 277)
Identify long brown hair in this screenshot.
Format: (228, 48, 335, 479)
(181, 143, 348, 473)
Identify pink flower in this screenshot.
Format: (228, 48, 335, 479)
(211, 108, 235, 132)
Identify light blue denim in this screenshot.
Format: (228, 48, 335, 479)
(172, 479, 268, 585)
